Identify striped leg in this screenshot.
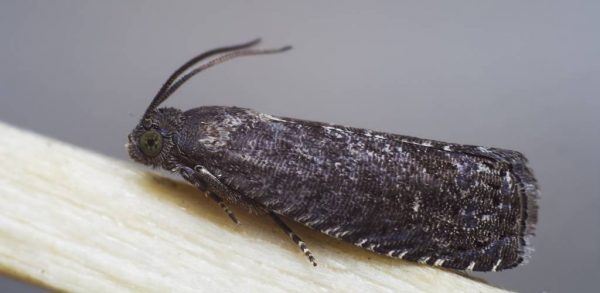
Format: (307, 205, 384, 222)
(208, 192, 239, 224)
(269, 212, 317, 266)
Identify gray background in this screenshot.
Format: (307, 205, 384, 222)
(1, 1, 598, 292)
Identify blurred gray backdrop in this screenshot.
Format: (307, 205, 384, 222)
(1, 1, 599, 292)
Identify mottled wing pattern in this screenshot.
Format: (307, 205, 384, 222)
(178, 106, 538, 271)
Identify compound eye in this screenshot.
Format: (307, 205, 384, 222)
(139, 130, 163, 157)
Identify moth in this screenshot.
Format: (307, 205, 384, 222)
(127, 39, 539, 272)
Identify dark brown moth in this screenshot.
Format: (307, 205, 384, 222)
(127, 39, 539, 271)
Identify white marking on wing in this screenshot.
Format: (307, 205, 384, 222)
(258, 113, 287, 122)
(418, 256, 430, 264)
(356, 239, 368, 247)
(433, 259, 446, 267)
(477, 146, 491, 153)
(412, 196, 421, 212)
(398, 250, 408, 259)
(492, 258, 502, 272)
(476, 163, 492, 173)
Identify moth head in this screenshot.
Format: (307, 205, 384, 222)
(127, 108, 182, 168)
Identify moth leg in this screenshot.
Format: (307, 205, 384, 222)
(269, 212, 317, 267)
(179, 165, 240, 224)
(207, 192, 239, 224)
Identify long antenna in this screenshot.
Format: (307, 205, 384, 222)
(143, 39, 291, 117)
(160, 46, 291, 102)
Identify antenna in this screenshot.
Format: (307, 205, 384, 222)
(143, 39, 291, 117)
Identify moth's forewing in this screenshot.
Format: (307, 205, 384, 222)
(175, 106, 538, 272)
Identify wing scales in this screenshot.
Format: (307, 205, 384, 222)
(180, 106, 538, 271)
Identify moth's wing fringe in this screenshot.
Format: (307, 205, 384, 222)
(502, 150, 539, 263)
(469, 147, 539, 265)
